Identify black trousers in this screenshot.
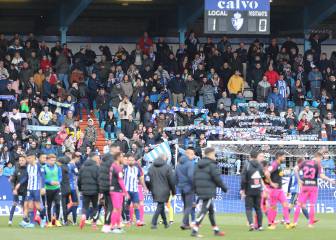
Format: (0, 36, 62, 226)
(103, 191, 113, 225)
(245, 194, 262, 228)
(152, 202, 167, 226)
(61, 191, 71, 223)
(46, 189, 61, 222)
(82, 194, 99, 222)
(181, 191, 194, 226)
(195, 198, 216, 227)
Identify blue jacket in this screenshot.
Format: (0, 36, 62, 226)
(175, 155, 194, 193)
(3, 166, 15, 177)
(268, 93, 286, 111)
(41, 146, 58, 155)
(321, 158, 335, 175)
(308, 71, 322, 88)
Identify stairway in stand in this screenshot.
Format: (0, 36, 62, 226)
(78, 110, 106, 153)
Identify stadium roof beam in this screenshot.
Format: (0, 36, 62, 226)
(58, 0, 93, 43)
(304, 0, 336, 29)
(177, 0, 203, 43)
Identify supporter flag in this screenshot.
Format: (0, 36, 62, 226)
(144, 141, 172, 165)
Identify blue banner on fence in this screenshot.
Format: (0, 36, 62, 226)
(0, 175, 335, 215)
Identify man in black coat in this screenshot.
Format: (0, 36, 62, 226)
(59, 156, 71, 225)
(9, 155, 28, 225)
(192, 147, 227, 238)
(98, 144, 120, 232)
(240, 150, 265, 231)
(148, 155, 176, 229)
(176, 150, 195, 230)
(78, 153, 100, 229)
(114, 133, 129, 153)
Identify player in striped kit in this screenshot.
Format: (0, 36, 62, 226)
(124, 154, 146, 226)
(129, 159, 146, 225)
(20, 151, 46, 228)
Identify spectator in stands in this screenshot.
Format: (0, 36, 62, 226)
(299, 105, 314, 122)
(96, 88, 109, 127)
(297, 114, 313, 134)
(264, 64, 279, 87)
(99, 45, 112, 62)
(184, 74, 199, 107)
(0, 60, 9, 79)
(104, 110, 117, 140)
(257, 75, 271, 102)
(54, 49, 69, 90)
(200, 79, 216, 113)
(217, 91, 231, 112)
(267, 87, 285, 111)
(115, 133, 129, 153)
(266, 38, 279, 62)
(185, 31, 199, 58)
(168, 74, 186, 106)
(311, 111, 322, 135)
(250, 62, 264, 94)
(38, 106, 52, 126)
(2, 161, 15, 177)
(326, 75, 336, 100)
(227, 70, 244, 99)
(118, 95, 134, 129)
(84, 119, 97, 146)
(309, 33, 329, 61)
(308, 66, 323, 99)
(138, 32, 153, 56)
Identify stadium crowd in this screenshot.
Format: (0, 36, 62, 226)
(0, 31, 336, 236)
(1, 32, 336, 169)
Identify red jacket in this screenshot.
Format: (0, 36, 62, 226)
(49, 73, 58, 85)
(264, 70, 280, 87)
(138, 37, 153, 55)
(40, 59, 52, 72)
(297, 119, 312, 132)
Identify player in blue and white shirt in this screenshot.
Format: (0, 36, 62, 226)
(20, 151, 46, 228)
(124, 154, 146, 226)
(66, 153, 80, 224)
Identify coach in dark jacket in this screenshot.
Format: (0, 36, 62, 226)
(148, 156, 176, 229)
(59, 156, 71, 224)
(78, 157, 99, 195)
(78, 153, 100, 224)
(98, 153, 114, 227)
(240, 150, 264, 231)
(176, 154, 194, 229)
(11, 157, 28, 197)
(192, 148, 227, 237)
(9, 155, 28, 223)
(193, 152, 227, 199)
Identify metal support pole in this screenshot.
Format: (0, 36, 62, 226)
(60, 26, 68, 44)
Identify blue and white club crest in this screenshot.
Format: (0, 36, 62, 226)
(231, 12, 244, 31)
